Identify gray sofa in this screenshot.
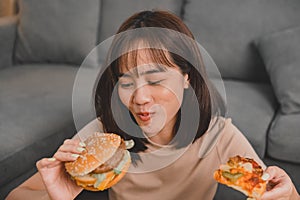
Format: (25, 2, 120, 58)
(1, 0, 299, 199)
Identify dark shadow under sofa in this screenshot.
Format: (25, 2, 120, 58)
(1, 0, 300, 199)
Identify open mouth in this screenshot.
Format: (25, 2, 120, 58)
(136, 112, 153, 122)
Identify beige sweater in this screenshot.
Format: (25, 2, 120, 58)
(107, 118, 265, 200)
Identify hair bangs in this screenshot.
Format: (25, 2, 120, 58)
(111, 47, 180, 80)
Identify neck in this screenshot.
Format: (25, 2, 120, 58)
(147, 117, 177, 146)
(149, 132, 173, 145)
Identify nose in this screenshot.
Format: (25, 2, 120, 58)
(132, 85, 152, 105)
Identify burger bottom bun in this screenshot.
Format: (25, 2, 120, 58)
(74, 153, 131, 191)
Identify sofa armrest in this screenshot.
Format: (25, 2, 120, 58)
(0, 16, 17, 69)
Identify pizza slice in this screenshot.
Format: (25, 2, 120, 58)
(214, 155, 268, 199)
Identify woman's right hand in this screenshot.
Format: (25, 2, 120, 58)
(36, 139, 86, 200)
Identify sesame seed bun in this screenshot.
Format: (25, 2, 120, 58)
(64, 133, 131, 191)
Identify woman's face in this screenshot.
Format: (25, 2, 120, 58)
(117, 50, 189, 138)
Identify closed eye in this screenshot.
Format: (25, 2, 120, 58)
(148, 79, 165, 85)
(119, 82, 134, 88)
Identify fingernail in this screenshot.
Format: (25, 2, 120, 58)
(125, 139, 135, 149)
(77, 147, 85, 152)
(71, 154, 80, 158)
(79, 142, 86, 147)
(47, 157, 56, 162)
(262, 173, 270, 181)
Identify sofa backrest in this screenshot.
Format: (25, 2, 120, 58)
(13, 0, 183, 66)
(183, 0, 300, 82)
(12, 0, 300, 80)
(98, 0, 183, 42)
(14, 0, 101, 65)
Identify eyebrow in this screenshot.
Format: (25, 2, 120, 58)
(118, 68, 165, 78)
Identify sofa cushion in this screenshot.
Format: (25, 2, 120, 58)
(183, 0, 300, 81)
(224, 80, 278, 157)
(254, 26, 300, 164)
(0, 16, 16, 69)
(99, 0, 183, 42)
(268, 113, 300, 164)
(0, 64, 78, 187)
(255, 26, 300, 114)
(15, 0, 100, 65)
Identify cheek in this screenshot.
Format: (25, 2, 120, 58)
(118, 88, 132, 108)
(160, 83, 185, 105)
(159, 86, 184, 108)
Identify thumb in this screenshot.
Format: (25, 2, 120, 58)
(264, 166, 279, 180)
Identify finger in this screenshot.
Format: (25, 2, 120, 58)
(261, 182, 290, 200)
(63, 139, 86, 147)
(53, 151, 80, 162)
(261, 167, 293, 200)
(264, 166, 285, 180)
(58, 143, 86, 154)
(36, 158, 61, 170)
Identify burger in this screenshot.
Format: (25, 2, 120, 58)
(65, 132, 133, 191)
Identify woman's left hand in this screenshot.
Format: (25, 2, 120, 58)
(260, 166, 300, 200)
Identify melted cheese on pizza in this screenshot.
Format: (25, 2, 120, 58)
(214, 155, 266, 199)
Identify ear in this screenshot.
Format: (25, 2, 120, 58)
(184, 74, 190, 89)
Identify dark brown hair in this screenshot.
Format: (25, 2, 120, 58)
(95, 10, 225, 153)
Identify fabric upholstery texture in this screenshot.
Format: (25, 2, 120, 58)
(268, 113, 300, 164)
(183, 0, 300, 81)
(0, 64, 78, 187)
(15, 0, 100, 65)
(255, 26, 300, 114)
(254, 26, 300, 164)
(0, 16, 16, 69)
(224, 80, 278, 157)
(98, 0, 183, 42)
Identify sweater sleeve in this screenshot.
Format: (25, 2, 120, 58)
(216, 118, 266, 169)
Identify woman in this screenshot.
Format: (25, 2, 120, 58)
(7, 10, 299, 200)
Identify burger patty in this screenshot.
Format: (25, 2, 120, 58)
(92, 140, 126, 173)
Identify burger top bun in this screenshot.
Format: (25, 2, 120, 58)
(65, 133, 122, 177)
